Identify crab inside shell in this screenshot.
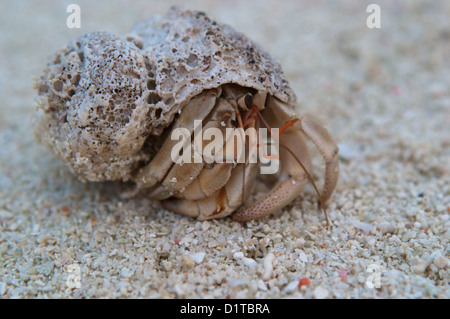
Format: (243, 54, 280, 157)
(134, 84, 339, 221)
(35, 7, 339, 221)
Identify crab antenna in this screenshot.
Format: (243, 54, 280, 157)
(231, 99, 248, 206)
(278, 144, 330, 226)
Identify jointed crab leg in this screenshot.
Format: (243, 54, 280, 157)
(181, 162, 233, 200)
(295, 116, 339, 205)
(232, 125, 312, 221)
(267, 98, 339, 206)
(134, 88, 221, 188)
(179, 97, 238, 200)
(162, 162, 258, 219)
(158, 97, 236, 200)
(232, 98, 339, 222)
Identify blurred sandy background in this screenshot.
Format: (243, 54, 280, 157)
(0, 0, 448, 298)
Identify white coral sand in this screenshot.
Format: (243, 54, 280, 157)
(0, 0, 448, 298)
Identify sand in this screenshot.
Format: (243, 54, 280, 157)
(0, 0, 448, 298)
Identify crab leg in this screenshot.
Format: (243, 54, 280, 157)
(161, 93, 258, 218)
(232, 127, 311, 221)
(134, 88, 221, 188)
(149, 96, 236, 200)
(146, 142, 205, 200)
(181, 162, 233, 200)
(294, 116, 339, 205)
(232, 98, 339, 222)
(266, 98, 339, 205)
(179, 98, 237, 200)
(162, 162, 258, 219)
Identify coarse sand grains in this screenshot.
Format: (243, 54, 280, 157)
(0, 0, 448, 298)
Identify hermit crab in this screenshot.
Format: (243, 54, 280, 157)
(35, 7, 339, 222)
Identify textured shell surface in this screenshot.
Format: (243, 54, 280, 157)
(35, 7, 296, 182)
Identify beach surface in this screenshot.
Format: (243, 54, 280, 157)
(0, 0, 448, 298)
